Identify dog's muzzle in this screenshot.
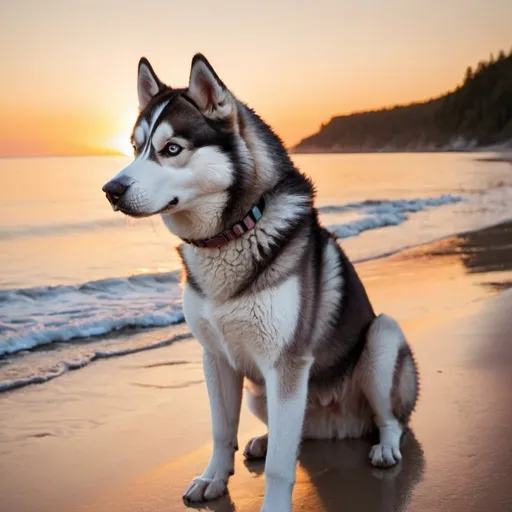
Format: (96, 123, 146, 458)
(102, 177, 132, 210)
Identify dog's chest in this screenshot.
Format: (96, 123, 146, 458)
(187, 240, 257, 300)
(183, 276, 301, 376)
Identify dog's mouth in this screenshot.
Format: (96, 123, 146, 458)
(116, 197, 179, 218)
(156, 197, 179, 214)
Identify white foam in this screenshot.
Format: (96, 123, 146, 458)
(0, 272, 185, 357)
(325, 194, 462, 239)
(0, 332, 193, 392)
(0, 311, 185, 357)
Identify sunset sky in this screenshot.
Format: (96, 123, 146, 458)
(1, 0, 511, 157)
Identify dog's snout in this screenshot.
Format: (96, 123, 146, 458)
(102, 179, 130, 206)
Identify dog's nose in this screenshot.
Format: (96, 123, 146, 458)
(102, 179, 130, 206)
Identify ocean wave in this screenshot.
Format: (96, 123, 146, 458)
(0, 217, 127, 241)
(324, 194, 462, 239)
(0, 311, 185, 357)
(0, 272, 185, 357)
(0, 271, 181, 301)
(319, 193, 461, 214)
(0, 332, 193, 392)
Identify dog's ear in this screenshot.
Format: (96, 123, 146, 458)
(187, 54, 234, 120)
(138, 58, 163, 110)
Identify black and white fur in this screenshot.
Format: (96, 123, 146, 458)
(102, 54, 419, 512)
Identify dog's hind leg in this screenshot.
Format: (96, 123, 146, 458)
(243, 383, 269, 460)
(244, 433, 268, 460)
(183, 350, 243, 504)
(359, 314, 419, 468)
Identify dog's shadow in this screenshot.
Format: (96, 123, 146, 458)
(246, 429, 424, 512)
(185, 430, 424, 512)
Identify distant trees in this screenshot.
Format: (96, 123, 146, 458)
(436, 50, 512, 146)
(293, 49, 512, 152)
(464, 66, 474, 83)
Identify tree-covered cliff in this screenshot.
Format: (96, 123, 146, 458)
(293, 49, 512, 153)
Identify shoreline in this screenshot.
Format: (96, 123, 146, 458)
(290, 146, 512, 156)
(1, 147, 511, 159)
(1, 221, 512, 512)
(1, 218, 511, 395)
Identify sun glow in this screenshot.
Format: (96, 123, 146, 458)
(107, 108, 139, 156)
(108, 134, 134, 156)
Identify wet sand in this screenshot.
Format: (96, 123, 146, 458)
(2, 223, 512, 512)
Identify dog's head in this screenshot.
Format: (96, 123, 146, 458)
(102, 54, 259, 240)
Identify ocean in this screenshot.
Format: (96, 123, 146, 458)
(1, 153, 511, 392)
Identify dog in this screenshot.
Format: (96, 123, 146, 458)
(102, 54, 419, 512)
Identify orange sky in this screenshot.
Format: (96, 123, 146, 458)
(1, 0, 511, 157)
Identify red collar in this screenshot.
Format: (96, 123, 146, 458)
(182, 197, 265, 249)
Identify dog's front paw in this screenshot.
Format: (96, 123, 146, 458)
(260, 500, 292, 512)
(260, 503, 292, 512)
(369, 443, 402, 468)
(183, 477, 227, 504)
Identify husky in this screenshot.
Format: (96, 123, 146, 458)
(102, 54, 419, 512)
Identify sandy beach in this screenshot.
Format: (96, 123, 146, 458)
(1, 3, 511, 511)
(1, 222, 512, 512)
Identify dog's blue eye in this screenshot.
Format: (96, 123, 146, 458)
(164, 143, 182, 157)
